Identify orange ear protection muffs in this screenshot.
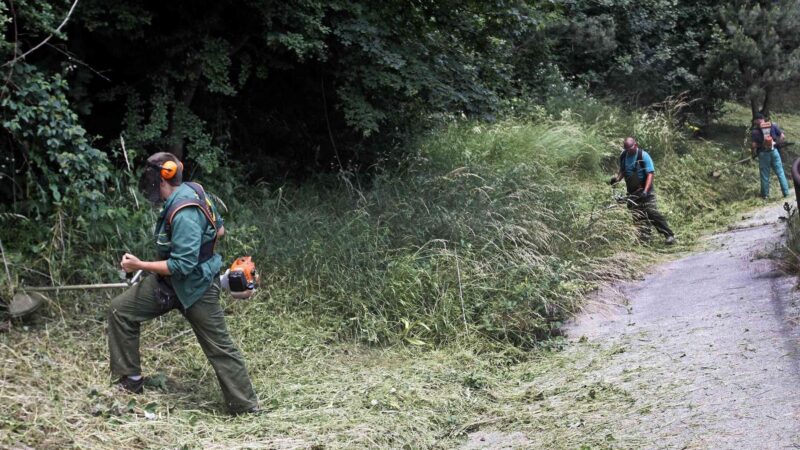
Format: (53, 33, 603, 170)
(158, 160, 183, 180)
(141, 158, 184, 203)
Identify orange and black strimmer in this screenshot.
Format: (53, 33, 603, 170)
(227, 256, 258, 292)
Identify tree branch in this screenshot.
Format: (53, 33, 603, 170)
(1, 0, 19, 100)
(321, 72, 343, 171)
(1, 0, 80, 68)
(45, 43, 111, 82)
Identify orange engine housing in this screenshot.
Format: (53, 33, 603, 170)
(228, 256, 258, 292)
(761, 122, 774, 149)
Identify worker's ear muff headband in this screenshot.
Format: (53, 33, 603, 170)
(147, 160, 184, 180)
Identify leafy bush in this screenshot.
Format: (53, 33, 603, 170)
(1, 64, 111, 218)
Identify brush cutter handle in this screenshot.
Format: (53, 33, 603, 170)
(128, 270, 143, 285)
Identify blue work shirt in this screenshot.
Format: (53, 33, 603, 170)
(622, 149, 655, 184)
(751, 123, 783, 150)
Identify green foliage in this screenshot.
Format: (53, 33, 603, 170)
(706, 0, 800, 118)
(198, 37, 237, 97)
(522, 0, 724, 120)
(38, 0, 554, 173)
(1, 63, 111, 218)
(2, 0, 66, 40)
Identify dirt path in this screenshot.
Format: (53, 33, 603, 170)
(563, 203, 800, 448)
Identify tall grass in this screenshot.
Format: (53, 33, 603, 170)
(0, 97, 759, 347)
(207, 103, 699, 346)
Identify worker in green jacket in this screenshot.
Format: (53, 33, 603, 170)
(107, 152, 259, 415)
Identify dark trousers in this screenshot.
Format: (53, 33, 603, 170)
(107, 275, 258, 413)
(628, 193, 674, 239)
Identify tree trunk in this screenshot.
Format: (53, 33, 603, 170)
(762, 86, 773, 120)
(165, 37, 248, 161)
(166, 78, 198, 160)
(750, 96, 760, 120)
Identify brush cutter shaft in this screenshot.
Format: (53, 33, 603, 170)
(23, 282, 131, 292)
(21, 270, 143, 292)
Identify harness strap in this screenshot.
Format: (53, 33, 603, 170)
(620, 148, 646, 194)
(619, 148, 644, 173)
(165, 182, 218, 263)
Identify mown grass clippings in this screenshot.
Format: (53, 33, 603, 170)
(0, 300, 670, 449)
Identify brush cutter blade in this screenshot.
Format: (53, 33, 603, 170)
(9, 291, 48, 317)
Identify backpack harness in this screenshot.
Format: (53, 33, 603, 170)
(163, 182, 219, 263)
(759, 121, 775, 152)
(619, 148, 646, 194)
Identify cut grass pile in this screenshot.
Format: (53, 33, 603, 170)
(0, 298, 660, 449)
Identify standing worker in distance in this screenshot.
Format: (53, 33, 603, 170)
(609, 137, 676, 245)
(751, 112, 790, 199)
(107, 152, 259, 415)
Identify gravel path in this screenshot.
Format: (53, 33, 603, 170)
(566, 203, 800, 448)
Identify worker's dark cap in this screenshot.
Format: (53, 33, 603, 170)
(754, 112, 765, 120)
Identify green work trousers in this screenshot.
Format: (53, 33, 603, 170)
(628, 193, 674, 240)
(107, 275, 258, 413)
(758, 148, 789, 198)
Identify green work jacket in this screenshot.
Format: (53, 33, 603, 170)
(154, 183, 223, 309)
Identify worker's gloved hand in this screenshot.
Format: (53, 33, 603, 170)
(628, 189, 645, 203)
(608, 176, 618, 185)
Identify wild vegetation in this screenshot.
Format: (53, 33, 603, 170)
(1, 98, 783, 447)
(0, 96, 769, 346)
(3, 0, 800, 205)
(3, 0, 800, 448)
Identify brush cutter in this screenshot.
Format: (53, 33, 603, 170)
(8, 270, 144, 318)
(708, 143, 796, 179)
(220, 256, 260, 300)
(584, 187, 638, 234)
(7, 255, 260, 317)
(604, 186, 640, 209)
(708, 157, 752, 179)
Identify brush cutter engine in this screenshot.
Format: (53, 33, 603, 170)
(219, 256, 259, 299)
(761, 122, 775, 150)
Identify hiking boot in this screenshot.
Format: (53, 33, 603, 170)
(665, 235, 676, 245)
(231, 406, 263, 416)
(115, 376, 144, 394)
